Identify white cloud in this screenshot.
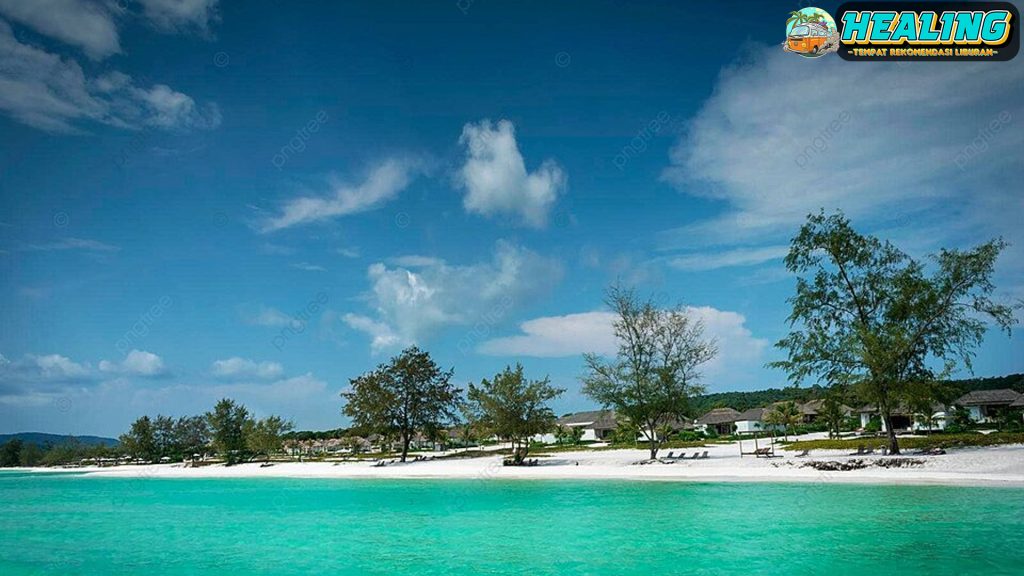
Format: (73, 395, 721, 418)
(291, 262, 326, 272)
(668, 245, 789, 272)
(387, 255, 443, 268)
(457, 119, 565, 228)
(31, 353, 91, 379)
(244, 306, 302, 329)
(259, 158, 422, 233)
(0, 0, 122, 60)
(345, 241, 561, 352)
(477, 311, 618, 357)
(136, 0, 219, 33)
(479, 306, 767, 387)
(20, 237, 120, 252)
(0, 352, 94, 402)
(99, 349, 166, 376)
(0, 21, 221, 132)
(210, 357, 284, 380)
(661, 47, 1024, 255)
(342, 314, 402, 353)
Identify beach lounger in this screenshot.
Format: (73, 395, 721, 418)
(699, 451, 709, 459)
(666, 452, 676, 459)
(795, 450, 810, 457)
(688, 452, 700, 460)
(753, 447, 773, 458)
(848, 445, 866, 456)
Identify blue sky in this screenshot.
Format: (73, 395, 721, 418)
(1, 0, 1021, 437)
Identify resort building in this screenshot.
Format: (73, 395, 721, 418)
(795, 399, 854, 423)
(856, 403, 949, 432)
(695, 408, 741, 435)
(734, 407, 780, 435)
(953, 389, 1023, 423)
(553, 410, 618, 442)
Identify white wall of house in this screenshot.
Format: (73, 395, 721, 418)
(735, 420, 761, 434)
(967, 406, 984, 422)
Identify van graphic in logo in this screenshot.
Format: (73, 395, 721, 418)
(784, 7, 840, 57)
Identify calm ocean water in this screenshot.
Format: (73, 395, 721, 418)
(1, 471, 1022, 575)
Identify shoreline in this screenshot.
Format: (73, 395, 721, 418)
(12, 442, 1024, 488)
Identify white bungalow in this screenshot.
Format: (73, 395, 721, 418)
(550, 410, 618, 442)
(953, 389, 1023, 423)
(734, 407, 783, 435)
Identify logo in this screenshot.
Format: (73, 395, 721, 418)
(784, 7, 840, 57)
(838, 2, 1019, 60)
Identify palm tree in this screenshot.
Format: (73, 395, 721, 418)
(820, 396, 846, 439)
(766, 401, 803, 441)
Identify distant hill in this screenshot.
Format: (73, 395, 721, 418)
(0, 433, 119, 447)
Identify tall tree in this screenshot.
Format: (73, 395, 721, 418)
(466, 364, 563, 464)
(120, 416, 157, 462)
(342, 347, 462, 462)
(153, 415, 177, 460)
(206, 399, 251, 464)
(582, 286, 716, 460)
(772, 212, 1017, 454)
(174, 415, 210, 463)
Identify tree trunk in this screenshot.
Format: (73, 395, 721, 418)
(648, 426, 659, 460)
(400, 433, 410, 462)
(881, 413, 900, 455)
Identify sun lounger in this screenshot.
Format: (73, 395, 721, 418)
(795, 450, 810, 457)
(688, 452, 700, 460)
(699, 451, 709, 459)
(848, 445, 866, 456)
(666, 452, 676, 459)
(753, 447, 773, 458)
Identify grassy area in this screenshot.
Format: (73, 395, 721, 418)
(780, 432, 1024, 451)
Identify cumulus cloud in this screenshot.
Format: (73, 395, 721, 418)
(344, 241, 562, 352)
(479, 306, 767, 388)
(0, 0, 121, 60)
(661, 46, 1024, 257)
(457, 119, 565, 227)
(0, 352, 93, 403)
(210, 357, 284, 380)
(98, 349, 166, 377)
(259, 159, 422, 233)
(0, 21, 221, 132)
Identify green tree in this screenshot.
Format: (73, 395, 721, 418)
(174, 415, 210, 463)
(120, 416, 157, 462)
(19, 442, 43, 467)
(153, 414, 177, 460)
(206, 398, 252, 464)
(0, 439, 22, 467)
(772, 212, 1017, 454)
(582, 286, 716, 459)
(466, 364, 564, 464)
(342, 347, 462, 462)
(244, 415, 294, 463)
(820, 394, 846, 439)
(765, 401, 802, 440)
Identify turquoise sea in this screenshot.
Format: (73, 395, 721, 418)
(2, 471, 1023, 575)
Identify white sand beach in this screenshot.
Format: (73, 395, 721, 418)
(29, 439, 1024, 488)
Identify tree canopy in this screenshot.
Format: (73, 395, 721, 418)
(772, 211, 1017, 453)
(466, 364, 563, 464)
(582, 285, 716, 459)
(342, 346, 462, 462)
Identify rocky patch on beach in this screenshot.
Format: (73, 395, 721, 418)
(774, 458, 926, 471)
